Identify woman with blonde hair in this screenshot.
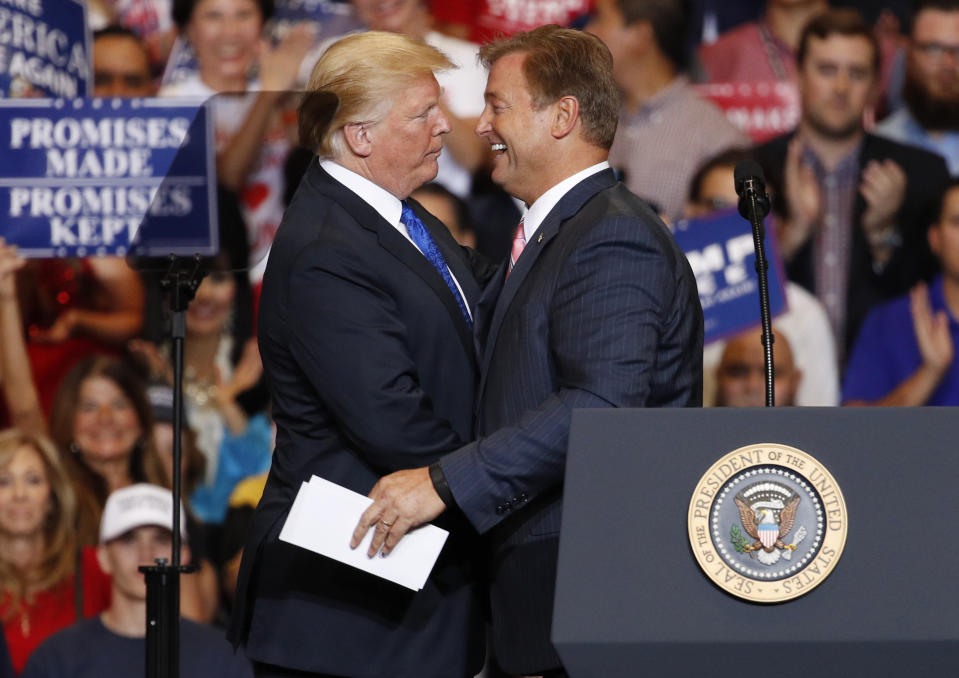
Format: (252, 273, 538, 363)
(0, 429, 111, 675)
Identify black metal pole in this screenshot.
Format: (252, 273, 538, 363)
(743, 185, 775, 408)
(141, 255, 204, 678)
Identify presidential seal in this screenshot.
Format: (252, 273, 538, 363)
(687, 443, 847, 603)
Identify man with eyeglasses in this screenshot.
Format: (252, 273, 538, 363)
(876, 0, 959, 175)
(92, 26, 156, 98)
(754, 9, 949, 358)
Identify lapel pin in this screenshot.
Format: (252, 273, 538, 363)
(537, 233, 543, 243)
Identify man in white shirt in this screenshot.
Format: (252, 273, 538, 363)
(354, 25, 704, 677)
(228, 31, 492, 678)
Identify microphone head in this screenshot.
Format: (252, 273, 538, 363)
(734, 160, 766, 197)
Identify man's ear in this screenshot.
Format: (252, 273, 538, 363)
(551, 96, 580, 139)
(96, 544, 113, 577)
(342, 122, 374, 157)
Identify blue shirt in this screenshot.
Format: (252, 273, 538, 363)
(842, 276, 959, 405)
(875, 108, 959, 176)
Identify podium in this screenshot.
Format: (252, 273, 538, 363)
(552, 407, 959, 677)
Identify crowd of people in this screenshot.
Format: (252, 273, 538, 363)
(2, 0, 958, 676)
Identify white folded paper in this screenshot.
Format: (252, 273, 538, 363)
(278, 475, 449, 591)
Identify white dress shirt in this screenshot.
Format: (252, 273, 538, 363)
(320, 160, 472, 319)
(520, 161, 611, 241)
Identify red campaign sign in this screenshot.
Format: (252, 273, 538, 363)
(694, 81, 800, 144)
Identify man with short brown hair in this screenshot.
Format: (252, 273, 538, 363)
(354, 25, 703, 677)
(755, 8, 949, 355)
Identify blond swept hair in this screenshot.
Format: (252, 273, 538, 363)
(299, 31, 454, 158)
(0, 428, 78, 618)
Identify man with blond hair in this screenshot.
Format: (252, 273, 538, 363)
(227, 31, 490, 678)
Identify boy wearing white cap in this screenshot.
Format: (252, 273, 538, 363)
(22, 485, 251, 678)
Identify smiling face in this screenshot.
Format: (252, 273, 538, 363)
(476, 52, 556, 205)
(187, 0, 263, 91)
(0, 445, 51, 538)
(798, 34, 876, 140)
(73, 376, 143, 464)
(186, 269, 236, 337)
(364, 73, 450, 199)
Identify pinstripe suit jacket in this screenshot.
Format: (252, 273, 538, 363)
(439, 168, 704, 674)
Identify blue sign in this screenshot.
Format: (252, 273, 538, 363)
(672, 208, 787, 344)
(269, 0, 361, 40)
(0, 0, 90, 98)
(0, 97, 218, 258)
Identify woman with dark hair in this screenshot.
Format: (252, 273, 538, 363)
(46, 356, 165, 546)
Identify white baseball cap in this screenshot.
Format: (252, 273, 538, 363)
(99, 484, 188, 543)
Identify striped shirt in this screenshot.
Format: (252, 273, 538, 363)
(608, 76, 749, 220)
(804, 143, 862, 353)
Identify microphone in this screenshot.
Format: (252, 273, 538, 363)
(734, 160, 771, 222)
(733, 160, 776, 407)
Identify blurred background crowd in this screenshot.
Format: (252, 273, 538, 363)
(2, 0, 959, 675)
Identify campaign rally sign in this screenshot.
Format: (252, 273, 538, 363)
(268, 0, 362, 42)
(694, 81, 799, 144)
(0, 97, 217, 258)
(672, 208, 787, 344)
(0, 0, 90, 98)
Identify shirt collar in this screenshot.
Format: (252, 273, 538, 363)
(801, 139, 862, 177)
(320, 159, 402, 227)
(522, 161, 610, 241)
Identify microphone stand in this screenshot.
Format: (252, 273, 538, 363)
(738, 180, 775, 407)
(141, 254, 204, 678)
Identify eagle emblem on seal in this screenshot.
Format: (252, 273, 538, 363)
(731, 481, 807, 566)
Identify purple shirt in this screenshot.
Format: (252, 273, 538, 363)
(842, 276, 959, 405)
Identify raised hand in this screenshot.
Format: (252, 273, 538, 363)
(779, 137, 821, 260)
(910, 282, 953, 375)
(258, 23, 316, 93)
(0, 239, 26, 300)
(859, 158, 906, 240)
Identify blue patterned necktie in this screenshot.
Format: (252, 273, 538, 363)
(401, 202, 472, 328)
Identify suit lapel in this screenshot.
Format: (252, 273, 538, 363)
(476, 169, 618, 397)
(307, 164, 476, 362)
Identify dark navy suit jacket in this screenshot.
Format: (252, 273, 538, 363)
(439, 169, 704, 674)
(227, 161, 489, 677)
